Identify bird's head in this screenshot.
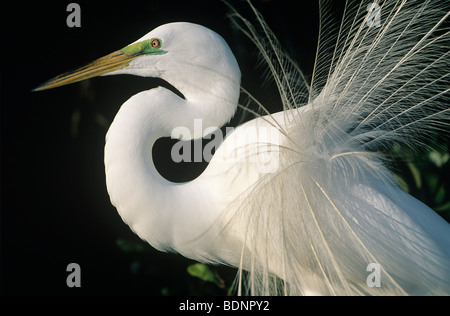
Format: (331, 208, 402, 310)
(33, 22, 241, 106)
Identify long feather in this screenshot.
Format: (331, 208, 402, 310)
(224, 0, 450, 295)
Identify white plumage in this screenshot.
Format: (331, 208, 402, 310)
(34, 1, 450, 295)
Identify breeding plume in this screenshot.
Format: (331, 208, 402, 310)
(34, 0, 450, 295)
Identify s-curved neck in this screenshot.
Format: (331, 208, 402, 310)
(104, 86, 236, 260)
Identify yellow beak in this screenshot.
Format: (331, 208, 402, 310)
(32, 50, 136, 92)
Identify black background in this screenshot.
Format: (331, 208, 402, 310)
(1, 0, 448, 297)
(1, 0, 320, 295)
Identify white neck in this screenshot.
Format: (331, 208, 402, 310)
(104, 83, 238, 260)
(104, 23, 242, 260)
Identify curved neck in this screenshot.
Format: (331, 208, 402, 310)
(104, 86, 237, 260)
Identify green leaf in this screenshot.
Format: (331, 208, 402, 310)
(434, 185, 446, 206)
(407, 162, 422, 189)
(428, 150, 449, 168)
(187, 263, 223, 287)
(394, 174, 409, 193)
(424, 173, 440, 195)
(116, 238, 146, 253)
(435, 201, 450, 213)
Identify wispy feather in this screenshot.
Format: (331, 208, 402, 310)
(223, 0, 450, 295)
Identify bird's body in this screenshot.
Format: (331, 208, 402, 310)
(105, 89, 299, 262)
(34, 1, 450, 295)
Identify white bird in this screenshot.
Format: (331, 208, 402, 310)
(34, 0, 450, 295)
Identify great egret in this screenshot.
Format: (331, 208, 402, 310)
(34, 0, 450, 295)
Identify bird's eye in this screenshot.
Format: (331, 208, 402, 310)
(151, 39, 161, 48)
